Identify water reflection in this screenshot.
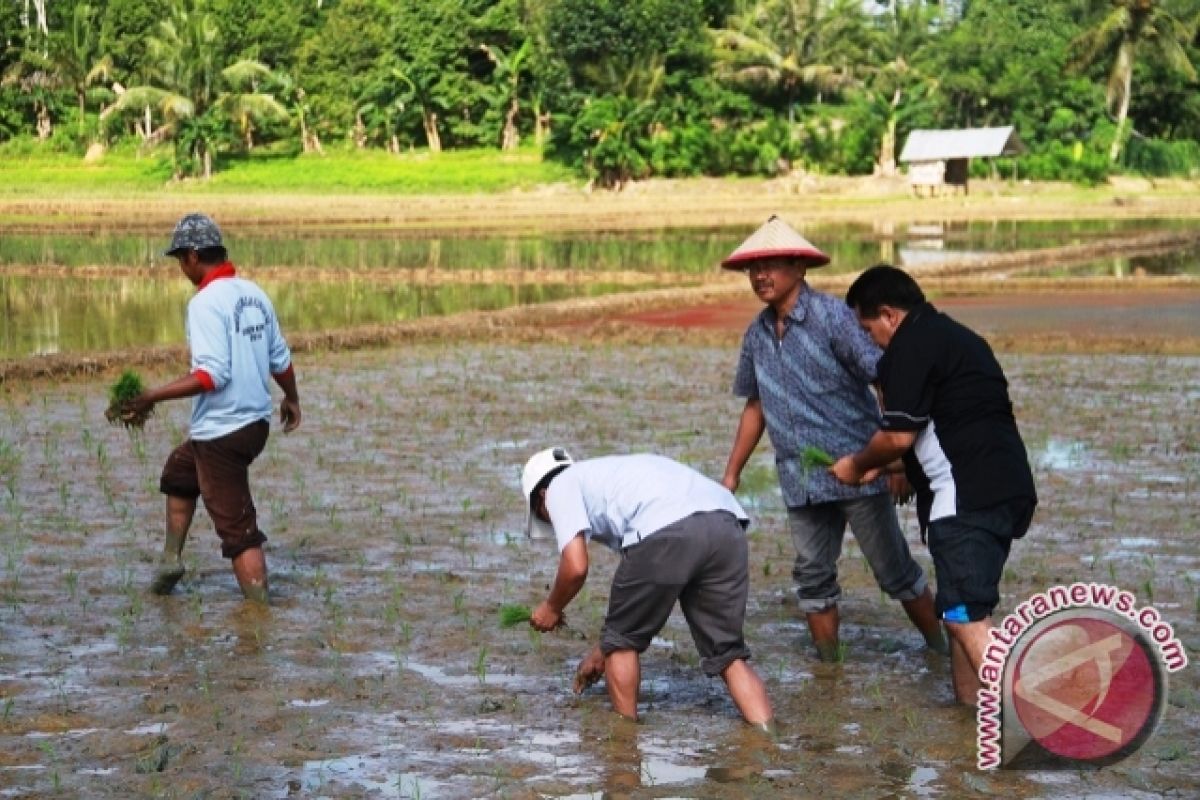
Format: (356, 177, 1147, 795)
(580, 713, 780, 796)
(0, 218, 1183, 273)
(2, 217, 1196, 359)
(0, 274, 648, 358)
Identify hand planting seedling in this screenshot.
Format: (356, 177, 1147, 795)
(105, 370, 153, 429)
(498, 604, 533, 628)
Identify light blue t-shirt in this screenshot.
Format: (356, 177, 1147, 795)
(187, 275, 291, 441)
(544, 454, 748, 553)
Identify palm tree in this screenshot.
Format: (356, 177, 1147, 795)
(1071, 0, 1198, 162)
(105, 0, 285, 177)
(711, 0, 852, 122)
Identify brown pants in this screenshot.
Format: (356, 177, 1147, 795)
(159, 420, 269, 559)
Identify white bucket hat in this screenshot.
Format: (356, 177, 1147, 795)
(721, 214, 830, 270)
(521, 447, 574, 540)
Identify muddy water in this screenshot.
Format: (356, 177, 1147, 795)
(0, 345, 1196, 797)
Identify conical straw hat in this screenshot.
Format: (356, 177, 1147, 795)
(721, 214, 830, 270)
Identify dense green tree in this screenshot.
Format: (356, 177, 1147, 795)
(543, 0, 711, 184)
(100, 0, 172, 79)
(295, 0, 391, 145)
(546, 0, 708, 96)
(389, 0, 478, 151)
(0, 0, 1196, 181)
(931, 2, 1103, 145)
(210, 0, 303, 69)
(1071, 0, 1198, 161)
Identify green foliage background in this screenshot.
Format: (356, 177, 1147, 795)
(1, 0, 1197, 187)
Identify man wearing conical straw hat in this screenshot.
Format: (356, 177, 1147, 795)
(720, 215, 946, 661)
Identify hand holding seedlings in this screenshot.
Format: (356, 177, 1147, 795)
(104, 370, 154, 429)
(530, 600, 565, 633)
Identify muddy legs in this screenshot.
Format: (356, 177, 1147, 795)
(720, 659, 774, 728)
(806, 606, 841, 662)
(945, 619, 991, 706)
(901, 587, 949, 655)
(150, 495, 194, 595)
(232, 546, 269, 605)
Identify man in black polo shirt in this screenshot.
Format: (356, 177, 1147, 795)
(830, 265, 1037, 706)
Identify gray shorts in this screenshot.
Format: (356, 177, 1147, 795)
(600, 510, 751, 676)
(787, 493, 926, 613)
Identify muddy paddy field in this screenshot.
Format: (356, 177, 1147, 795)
(0, 333, 1197, 798)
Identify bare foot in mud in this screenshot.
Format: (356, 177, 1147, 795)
(149, 559, 185, 595)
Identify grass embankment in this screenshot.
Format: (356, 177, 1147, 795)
(0, 142, 576, 197)
(3, 141, 1200, 235)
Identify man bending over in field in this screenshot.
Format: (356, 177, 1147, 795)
(522, 447, 774, 729)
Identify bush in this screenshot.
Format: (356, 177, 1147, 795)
(1123, 137, 1200, 177)
(1017, 142, 1110, 185)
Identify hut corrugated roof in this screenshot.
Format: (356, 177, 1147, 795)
(899, 126, 1023, 162)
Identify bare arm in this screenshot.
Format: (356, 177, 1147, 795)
(531, 533, 589, 632)
(271, 365, 301, 433)
(128, 374, 208, 417)
(831, 429, 917, 486)
(722, 398, 765, 492)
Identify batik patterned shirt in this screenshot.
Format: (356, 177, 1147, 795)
(733, 284, 888, 507)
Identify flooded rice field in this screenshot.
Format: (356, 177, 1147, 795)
(0, 342, 1196, 798)
(3, 216, 1198, 360)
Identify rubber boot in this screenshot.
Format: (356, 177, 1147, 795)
(150, 529, 187, 595)
(806, 606, 841, 662)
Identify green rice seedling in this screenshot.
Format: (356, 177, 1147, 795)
(800, 445, 835, 471)
(499, 603, 532, 628)
(105, 369, 152, 429)
(475, 647, 489, 684)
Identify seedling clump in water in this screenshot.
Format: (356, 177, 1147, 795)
(105, 370, 152, 429)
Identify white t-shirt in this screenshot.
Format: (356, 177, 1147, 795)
(187, 275, 291, 440)
(544, 454, 748, 553)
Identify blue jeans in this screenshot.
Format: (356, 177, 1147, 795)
(787, 493, 926, 613)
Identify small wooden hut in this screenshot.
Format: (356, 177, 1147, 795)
(899, 126, 1023, 196)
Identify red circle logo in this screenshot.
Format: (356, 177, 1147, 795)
(1011, 615, 1159, 761)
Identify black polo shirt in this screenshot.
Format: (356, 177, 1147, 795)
(876, 303, 1037, 531)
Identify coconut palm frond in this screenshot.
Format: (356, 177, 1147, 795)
(159, 93, 195, 121)
(219, 92, 289, 123)
(108, 85, 169, 112)
(221, 59, 274, 90)
(86, 56, 114, 85)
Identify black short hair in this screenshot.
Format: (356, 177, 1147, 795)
(197, 245, 228, 265)
(529, 465, 569, 512)
(845, 264, 926, 317)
